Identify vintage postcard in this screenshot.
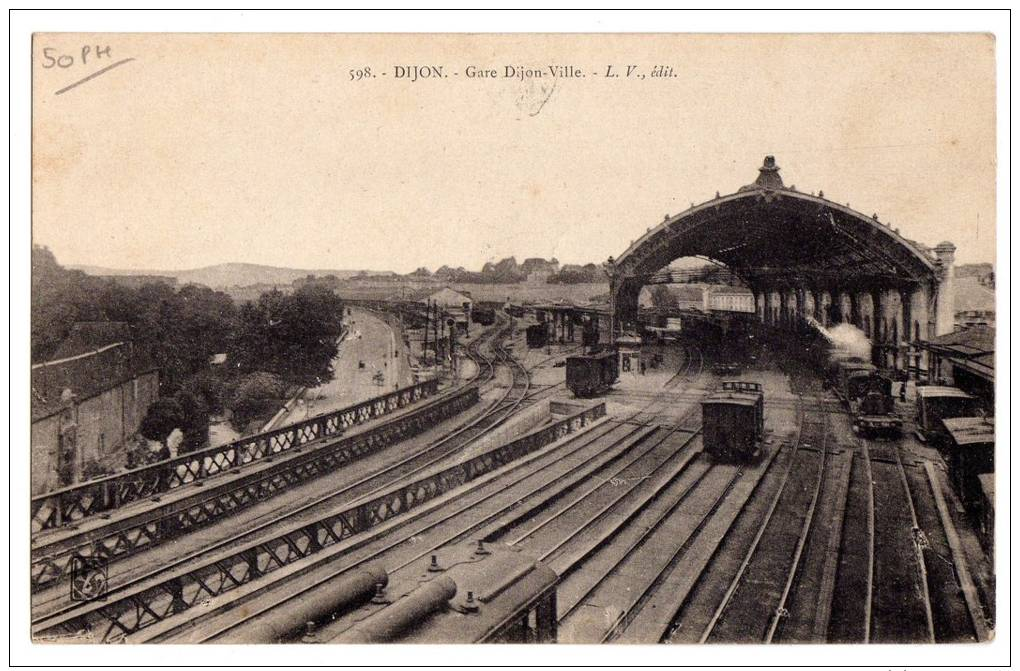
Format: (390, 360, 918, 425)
(23, 24, 1002, 664)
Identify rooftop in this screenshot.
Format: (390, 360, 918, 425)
(916, 385, 975, 399)
(941, 416, 995, 446)
(920, 325, 994, 381)
(954, 276, 995, 313)
(32, 341, 157, 422)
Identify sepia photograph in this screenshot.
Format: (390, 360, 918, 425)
(12, 10, 1008, 668)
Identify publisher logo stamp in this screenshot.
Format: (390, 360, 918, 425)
(69, 554, 107, 602)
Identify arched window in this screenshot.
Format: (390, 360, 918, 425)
(914, 320, 920, 342)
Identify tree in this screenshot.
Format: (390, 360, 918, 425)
(230, 371, 287, 430)
(138, 390, 209, 453)
(172, 389, 210, 453)
(650, 285, 679, 310)
(140, 397, 184, 444)
(226, 285, 345, 387)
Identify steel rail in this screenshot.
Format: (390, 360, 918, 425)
(34, 318, 514, 624)
(154, 413, 642, 643)
(891, 442, 937, 643)
(765, 411, 830, 642)
(505, 406, 702, 550)
(810, 449, 854, 642)
(603, 454, 778, 643)
(510, 427, 698, 551)
(557, 462, 719, 626)
(697, 395, 814, 643)
(167, 345, 701, 644)
(651, 440, 791, 645)
(498, 355, 710, 552)
(861, 440, 876, 643)
(922, 461, 991, 642)
(38, 401, 608, 642)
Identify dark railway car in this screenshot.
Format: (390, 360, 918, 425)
(825, 357, 873, 394)
(701, 381, 765, 462)
(941, 416, 994, 513)
(472, 307, 496, 326)
(566, 352, 618, 398)
(916, 386, 984, 443)
(328, 543, 558, 644)
(525, 324, 548, 349)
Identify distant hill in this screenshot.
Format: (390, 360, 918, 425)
(69, 262, 389, 289)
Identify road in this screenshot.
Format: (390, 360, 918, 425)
(277, 308, 414, 426)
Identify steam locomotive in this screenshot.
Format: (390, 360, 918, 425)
(827, 358, 902, 437)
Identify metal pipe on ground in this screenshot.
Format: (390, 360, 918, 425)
(329, 575, 457, 644)
(217, 565, 388, 644)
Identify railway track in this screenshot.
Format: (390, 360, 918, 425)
(123, 414, 652, 642)
(864, 439, 935, 643)
(831, 436, 986, 643)
(32, 313, 571, 640)
(636, 388, 989, 646)
(39, 333, 989, 646)
(704, 405, 829, 643)
(664, 345, 702, 389)
(33, 319, 510, 615)
(116, 348, 711, 643)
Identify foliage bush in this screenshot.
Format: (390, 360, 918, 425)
(34, 246, 347, 448)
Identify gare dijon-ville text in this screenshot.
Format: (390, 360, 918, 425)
(349, 64, 680, 82)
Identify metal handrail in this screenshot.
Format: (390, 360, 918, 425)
(31, 379, 440, 531)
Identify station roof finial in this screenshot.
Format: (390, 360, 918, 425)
(739, 155, 786, 192)
(754, 155, 784, 190)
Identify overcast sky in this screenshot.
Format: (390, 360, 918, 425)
(33, 33, 996, 273)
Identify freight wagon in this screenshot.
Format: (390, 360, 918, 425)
(941, 416, 994, 515)
(471, 307, 496, 326)
(701, 381, 765, 463)
(525, 324, 548, 349)
(915, 386, 984, 443)
(565, 351, 618, 398)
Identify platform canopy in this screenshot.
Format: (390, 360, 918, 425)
(610, 156, 945, 324)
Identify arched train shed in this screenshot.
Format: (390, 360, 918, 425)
(609, 156, 957, 374)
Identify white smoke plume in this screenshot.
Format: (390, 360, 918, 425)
(825, 323, 872, 360)
(803, 317, 872, 361)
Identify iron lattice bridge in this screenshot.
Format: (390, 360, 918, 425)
(31, 379, 441, 533)
(33, 403, 607, 644)
(31, 386, 480, 591)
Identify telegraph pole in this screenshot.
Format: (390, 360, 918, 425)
(603, 256, 617, 345)
(423, 299, 430, 361)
